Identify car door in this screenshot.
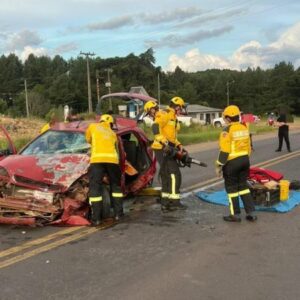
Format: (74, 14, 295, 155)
(0, 125, 17, 161)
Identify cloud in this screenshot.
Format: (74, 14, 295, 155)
(145, 26, 233, 48)
(166, 48, 231, 72)
(141, 6, 204, 24)
(5, 30, 43, 51)
(19, 46, 48, 61)
(174, 7, 246, 28)
(86, 15, 134, 31)
(165, 21, 300, 72)
(54, 42, 78, 54)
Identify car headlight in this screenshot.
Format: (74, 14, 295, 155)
(0, 166, 9, 177)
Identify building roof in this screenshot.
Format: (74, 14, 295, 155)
(187, 104, 222, 113)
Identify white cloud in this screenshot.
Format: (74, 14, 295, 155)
(166, 49, 231, 72)
(20, 46, 48, 61)
(5, 30, 43, 51)
(166, 21, 300, 71)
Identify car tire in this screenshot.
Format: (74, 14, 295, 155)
(102, 184, 112, 218)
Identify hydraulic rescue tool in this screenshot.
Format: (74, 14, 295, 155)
(163, 145, 208, 168)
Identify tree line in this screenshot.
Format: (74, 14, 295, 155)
(0, 48, 299, 119)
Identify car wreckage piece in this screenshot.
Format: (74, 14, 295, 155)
(0, 93, 157, 226)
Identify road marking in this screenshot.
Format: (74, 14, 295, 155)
(0, 150, 299, 269)
(0, 221, 114, 269)
(0, 226, 82, 259)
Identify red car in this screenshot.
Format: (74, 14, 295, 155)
(0, 93, 156, 226)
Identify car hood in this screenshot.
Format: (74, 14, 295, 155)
(0, 154, 90, 190)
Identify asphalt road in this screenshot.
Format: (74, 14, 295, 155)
(1, 131, 300, 300)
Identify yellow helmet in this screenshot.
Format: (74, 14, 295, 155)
(223, 105, 240, 118)
(144, 100, 158, 113)
(171, 96, 185, 108)
(100, 114, 114, 124)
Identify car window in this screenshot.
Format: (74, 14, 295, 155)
(21, 130, 91, 155)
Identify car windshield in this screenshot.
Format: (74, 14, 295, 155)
(21, 130, 91, 155)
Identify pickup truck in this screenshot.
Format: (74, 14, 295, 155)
(143, 115, 192, 127)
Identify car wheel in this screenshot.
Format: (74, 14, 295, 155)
(102, 184, 112, 218)
(214, 121, 221, 128)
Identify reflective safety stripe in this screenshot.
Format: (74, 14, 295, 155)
(239, 189, 250, 196)
(93, 153, 118, 158)
(169, 174, 180, 200)
(161, 192, 170, 198)
(112, 192, 123, 198)
(228, 192, 239, 215)
(89, 196, 102, 204)
(169, 193, 180, 200)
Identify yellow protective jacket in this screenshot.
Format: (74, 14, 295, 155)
(151, 107, 181, 150)
(85, 122, 119, 164)
(40, 123, 50, 134)
(216, 122, 251, 165)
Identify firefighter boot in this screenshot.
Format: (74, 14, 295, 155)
(169, 200, 187, 211)
(91, 202, 102, 226)
(223, 214, 241, 222)
(161, 198, 171, 212)
(246, 214, 257, 222)
(113, 198, 124, 221)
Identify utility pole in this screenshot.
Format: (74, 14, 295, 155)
(226, 80, 235, 106)
(80, 51, 95, 113)
(96, 70, 100, 104)
(157, 73, 161, 107)
(104, 68, 113, 110)
(24, 79, 29, 118)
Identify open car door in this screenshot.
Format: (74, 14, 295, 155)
(0, 125, 17, 161)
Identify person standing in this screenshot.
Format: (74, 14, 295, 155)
(85, 114, 123, 225)
(152, 97, 186, 212)
(143, 100, 165, 167)
(275, 113, 291, 152)
(215, 105, 257, 222)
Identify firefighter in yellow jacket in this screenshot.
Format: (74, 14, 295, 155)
(145, 97, 186, 211)
(85, 114, 123, 225)
(215, 105, 257, 222)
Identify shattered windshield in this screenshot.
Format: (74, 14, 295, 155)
(21, 130, 91, 155)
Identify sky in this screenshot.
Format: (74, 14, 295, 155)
(0, 0, 300, 72)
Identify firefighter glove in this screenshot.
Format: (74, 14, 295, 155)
(215, 163, 223, 177)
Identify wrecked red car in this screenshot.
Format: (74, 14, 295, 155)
(0, 93, 157, 226)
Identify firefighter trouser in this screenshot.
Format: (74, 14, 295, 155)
(222, 156, 255, 215)
(278, 127, 290, 151)
(88, 163, 123, 221)
(160, 154, 181, 205)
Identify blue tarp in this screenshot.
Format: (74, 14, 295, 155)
(196, 190, 300, 213)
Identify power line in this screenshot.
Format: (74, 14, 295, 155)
(80, 51, 95, 113)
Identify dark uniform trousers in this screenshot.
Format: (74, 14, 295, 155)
(160, 154, 181, 205)
(223, 155, 255, 215)
(278, 126, 291, 151)
(89, 163, 123, 222)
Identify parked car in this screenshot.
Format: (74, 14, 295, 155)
(0, 94, 156, 226)
(213, 113, 260, 127)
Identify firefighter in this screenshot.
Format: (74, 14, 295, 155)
(215, 105, 257, 222)
(85, 114, 123, 226)
(40, 114, 57, 134)
(149, 97, 186, 211)
(143, 100, 165, 167)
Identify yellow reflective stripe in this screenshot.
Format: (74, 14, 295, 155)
(112, 192, 123, 198)
(171, 174, 176, 197)
(89, 196, 102, 204)
(228, 196, 234, 215)
(169, 194, 180, 200)
(228, 192, 239, 198)
(161, 192, 170, 198)
(93, 153, 118, 158)
(239, 189, 250, 196)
